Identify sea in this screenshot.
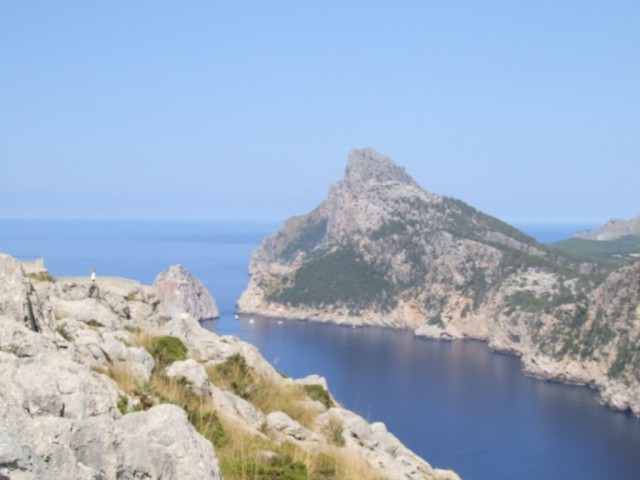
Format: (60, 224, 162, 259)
(2, 218, 639, 480)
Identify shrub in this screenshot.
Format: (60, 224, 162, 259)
(188, 409, 227, 448)
(303, 384, 333, 409)
(27, 272, 54, 282)
(152, 336, 188, 366)
(117, 395, 129, 415)
(428, 312, 444, 327)
(213, 353, 255, 399)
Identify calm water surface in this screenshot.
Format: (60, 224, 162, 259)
(1, 219, 638, 480)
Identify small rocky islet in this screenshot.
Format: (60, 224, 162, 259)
(0, 253, 459, 480)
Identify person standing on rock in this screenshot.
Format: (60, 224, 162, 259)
(89, 269, 97, 297)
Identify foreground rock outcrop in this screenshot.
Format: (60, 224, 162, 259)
(238, 148, 640, 417)
(0, 254, 458, 480)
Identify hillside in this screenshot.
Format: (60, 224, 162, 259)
(0, 254, 459, 480)
(238, 148, 640, 416)
(576, 215, 640, 241)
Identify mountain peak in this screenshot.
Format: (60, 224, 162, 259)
(344, 148, 416, 187)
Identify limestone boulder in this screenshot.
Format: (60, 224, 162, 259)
(0, 352, 120, 420)
(317, 408, 461, 480)
(0, 316, 56, 357)
(117, 404, 222, 480)
(264, 411, 318, 444)
(0, 422, 57, 480)
(164, 359, 211, 397)
(0, 254, 37, 331)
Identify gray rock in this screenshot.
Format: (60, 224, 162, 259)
(154, 265, 219, 320)
(264, 411, 317, 443)
(0, 254, 38, 332)
(0, 253, 454, 479)
(0, 421, 57, 480)
(0, 352, 120, 420)
(164, 359, 211, 397)
(317, 408, 460, 480)
(117, 404, 221, 480)
(0, 316, 55, 357)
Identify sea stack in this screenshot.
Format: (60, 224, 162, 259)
(154, 264, 219, 321)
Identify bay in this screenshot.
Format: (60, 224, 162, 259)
(1, 218, 639, 480)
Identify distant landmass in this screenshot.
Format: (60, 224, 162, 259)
(576, 215, 640, 241)
(239, 148, 640, 417)
(551, 216, 640, 263)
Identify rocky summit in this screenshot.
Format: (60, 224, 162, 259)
(238, 148, 640, 417)
(0, 253, 459, 480)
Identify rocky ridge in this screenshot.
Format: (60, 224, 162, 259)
(0, 254, 458, 480)
(576, 215, 640, 241)
(238, 148, 640, 417)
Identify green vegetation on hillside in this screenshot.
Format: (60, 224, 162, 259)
(279, 217, 328, 261)
(550, 235, 640, 264)
(269, 247, 395, 312)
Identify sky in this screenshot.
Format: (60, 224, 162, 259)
(1, 2, 638, 225)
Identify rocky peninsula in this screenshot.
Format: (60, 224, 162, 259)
(0, 254, 458, 480)
(238, 148, 640, 417)
(576, 215, 640, 241)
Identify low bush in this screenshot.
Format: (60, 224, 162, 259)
(303, 384, 333, 409)
(152, 336, 188, 366)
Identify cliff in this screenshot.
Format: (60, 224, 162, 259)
(238, 148, 640, 416)
(0, 254, 458, 480)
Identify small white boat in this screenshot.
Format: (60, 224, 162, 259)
(234, 314, 239, 320)
(277, 320, 283, 325)
(249, 318, 255, 324)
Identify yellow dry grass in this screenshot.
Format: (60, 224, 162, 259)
(104, 334, 386, 480)
(206, 355, 319, 429)
(108, 361, 137, 394)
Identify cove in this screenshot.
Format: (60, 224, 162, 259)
(209, 315, 640, 480)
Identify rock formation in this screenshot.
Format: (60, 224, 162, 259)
(238, 148, 640, 417)
(0, 254, 458, 480)
(576, 215, 640, 241)
(154, 264, 219, 320)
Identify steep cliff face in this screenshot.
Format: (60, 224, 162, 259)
(0, 254, 458, 480)
(238, 148, 640, 416)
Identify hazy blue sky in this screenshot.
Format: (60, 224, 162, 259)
(2, 2, 638, 224)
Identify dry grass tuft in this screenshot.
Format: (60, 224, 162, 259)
(101, 328, 387, 480)
(133, 329, 159, 353)
(108, 362, 137, 394)
(206, 354, 319, 429)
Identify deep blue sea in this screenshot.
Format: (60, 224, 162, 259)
(2, 218, 639, 480)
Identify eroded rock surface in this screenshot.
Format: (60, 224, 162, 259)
(154, 264, 219, 320)
(0, 253, 456, 479)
